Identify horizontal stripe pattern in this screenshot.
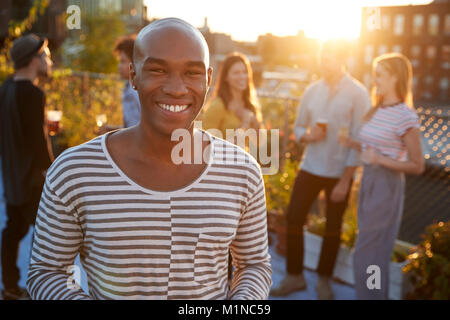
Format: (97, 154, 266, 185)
(359, 103, 420, 160)
(27, 130, 272, 300)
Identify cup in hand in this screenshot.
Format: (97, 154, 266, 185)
(338, 126, 350, 144)
(47, 110, 63, 136)
(316, 118, 328, 133)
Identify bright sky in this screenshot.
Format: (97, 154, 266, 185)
(144, 0, 432, 41)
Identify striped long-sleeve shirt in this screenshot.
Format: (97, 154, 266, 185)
(27, 130, 272, 300)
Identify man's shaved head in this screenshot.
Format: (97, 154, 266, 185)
(133, 17, 210, 68)
(128, 17, 213, 137)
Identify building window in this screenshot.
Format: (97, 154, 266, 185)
(412, 76, 420, 92)
(366, 7, 381, 31)
(413, 14, 424, 35)
(440, 77, 448, 100)
(423, 76, 433, 100)
(445, 14, 450, 35)
(411, 45, 421, 68)
(393, 45, 402, 53)
(365, 45, 374, 65)
(442, 45, 450, 70)
(382, 14, 391, 31)
(411, 59, 420, 68)
(394, 14, 405, 35)
(426, 46, 437, 59)
(411, 45, 421, 57)
(378, 45, 388, 56)
(428, 14, 439, 36)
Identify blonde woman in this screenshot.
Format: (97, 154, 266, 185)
(341, 53, 424, 299)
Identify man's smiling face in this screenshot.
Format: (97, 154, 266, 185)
(131, 23, 212, 137)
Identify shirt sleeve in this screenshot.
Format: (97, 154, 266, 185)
(345, 87, 372, 167)
(293, 86, 313, 143)
(26, 179, 91, 300)
(227, 164, 272, 300)
(395, 108, 420, 137)
(122, 84, 141, 127)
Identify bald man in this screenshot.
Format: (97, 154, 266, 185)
(26, 18, 272, 300)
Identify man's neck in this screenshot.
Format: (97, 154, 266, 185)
(324, 71, 345, 88)
(380, 92, 401, 106)
(135, 125, 199, 164)
(13, 68, 38, 85)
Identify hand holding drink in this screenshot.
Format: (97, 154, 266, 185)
(304, 119, 327, 143)
(361, 146, 380, 165)
(338, 126, 350, 146)
(311, 118, 327, 142)
(47, 110, 63, 136)
(316, 118, 328, 133)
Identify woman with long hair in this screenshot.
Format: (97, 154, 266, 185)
(201, 52, 262, 140)
(341, 53, 424, 299)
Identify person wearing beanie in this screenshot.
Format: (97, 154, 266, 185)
(0, 33, 54, 300)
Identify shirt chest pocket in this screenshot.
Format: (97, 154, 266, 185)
(193, 232, 234, 286)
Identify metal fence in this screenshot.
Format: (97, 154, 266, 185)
(401, 106, 449, 244)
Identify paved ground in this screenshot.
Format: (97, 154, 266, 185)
(0, 161, 355, 299)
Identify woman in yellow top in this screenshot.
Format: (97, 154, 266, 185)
(201, 52, 262, 141)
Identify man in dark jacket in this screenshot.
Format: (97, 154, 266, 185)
(0, 34, 54, 299)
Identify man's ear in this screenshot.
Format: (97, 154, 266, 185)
(129, 62, 137, 89)
(29, 55, 41, 71)
(207, 67, 213, 87)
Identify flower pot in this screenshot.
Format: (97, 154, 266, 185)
(304, 227, 411, 300)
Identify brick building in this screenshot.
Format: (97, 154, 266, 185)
(357, 0, 450, 104)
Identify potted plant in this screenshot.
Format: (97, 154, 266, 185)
(264, 158, 298, 256)
(402, 221, 450, 300)
(305, 213, 414, 299)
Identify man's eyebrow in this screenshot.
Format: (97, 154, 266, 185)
(142, 57, 168, 66)
(142, 57, 206, 69)
(186, 61, 206, 69)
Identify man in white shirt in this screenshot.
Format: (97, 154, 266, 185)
(270, 40, 371, 299)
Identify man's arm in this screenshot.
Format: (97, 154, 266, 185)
(228, 165, 272, 300)
(27, 179, 91, 300)
(293, 88, 311, 143)
(363, 128, 424, 175)
(294, 86, 327, 144)
(30, 90, 54, 169)
(345, 88, 371, 167)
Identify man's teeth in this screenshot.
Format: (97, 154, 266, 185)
(159, 104, 189, 113)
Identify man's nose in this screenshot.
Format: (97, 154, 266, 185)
(162, 73, 188, 97)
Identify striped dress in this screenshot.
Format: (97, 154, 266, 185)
(26, 130, 272, 300)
